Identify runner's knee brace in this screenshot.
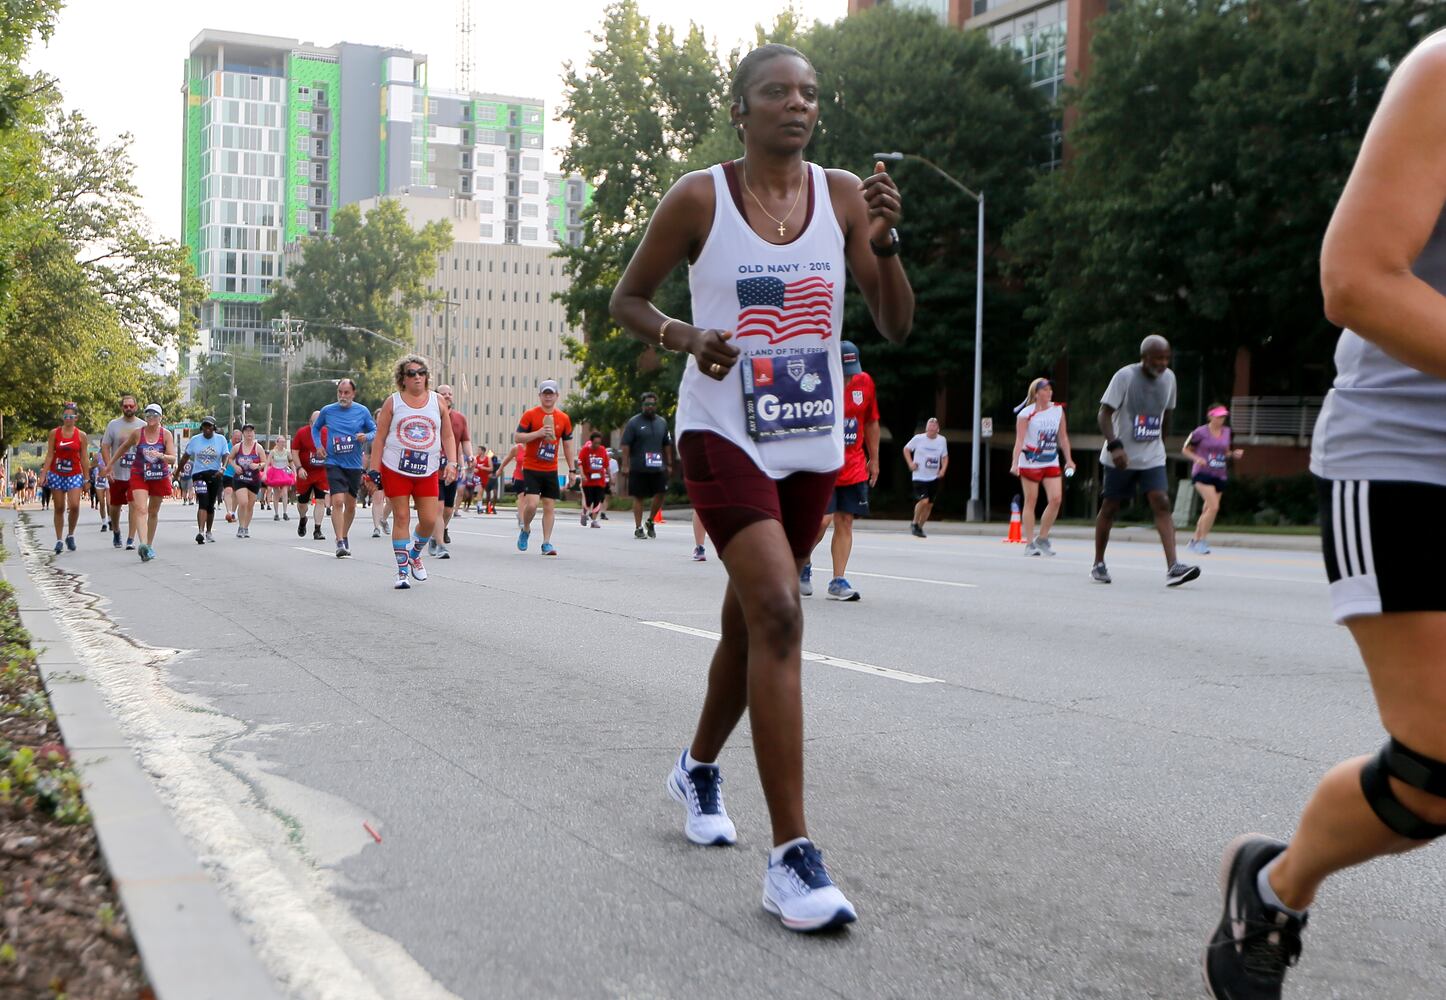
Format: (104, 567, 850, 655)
(1360, 738, 1446, 840)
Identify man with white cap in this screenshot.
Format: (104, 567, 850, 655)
(800, 340, 879, 600)
(513, 379, 575, 556)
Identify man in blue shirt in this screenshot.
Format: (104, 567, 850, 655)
(312, 379, 376, 557)
(182, 416, 230, 543)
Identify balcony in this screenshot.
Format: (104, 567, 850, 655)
(1228, 396, 1325, 443)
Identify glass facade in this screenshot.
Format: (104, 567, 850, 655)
(893, 0, 950, 20)
(986, 0, 1068, 166)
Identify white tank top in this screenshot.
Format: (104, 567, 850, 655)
(1018, 402, 1064, 468)
(382, 390, 442, 477)
(676, 162, 847, 478)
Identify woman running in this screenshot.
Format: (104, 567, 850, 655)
(102, 404, 176, 562)
(265, 433, 295, 521)
(1009, 377, 1075, 556)
(1182, 403, 1244, 555)
(230, 424, 265, 537)
(39, 402, 90, 554)
(1204, 32, 1446, 999)
(366, 355, 456, 589)
(221, 428, 241, 524)
(609, 43, 913, 932)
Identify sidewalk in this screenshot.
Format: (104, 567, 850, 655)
(0, 509, 279, 1000)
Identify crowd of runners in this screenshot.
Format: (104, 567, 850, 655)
(4, 35, 1443, 1000)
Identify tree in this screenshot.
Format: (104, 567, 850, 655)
(555, 0, 724, 430)
(1006, 0, 1446, 420)
(264, 200, 451, 400)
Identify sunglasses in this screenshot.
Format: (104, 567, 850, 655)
(404, 368, 428, 378)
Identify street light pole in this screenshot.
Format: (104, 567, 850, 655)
(873, 151, 987, 521)
(270, 312, 307, 439)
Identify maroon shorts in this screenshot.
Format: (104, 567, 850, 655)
(1019, 466, 1061, 482)
(108, 479, 131, 506)
(678, 431, 836, 560)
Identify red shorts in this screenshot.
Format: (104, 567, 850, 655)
(108, 479, 131, 506)
(128, 476, 173, 498)
(1018, 466, 1062, 482)
(381, 466, 439, 499)
(678, 431, 836, 560)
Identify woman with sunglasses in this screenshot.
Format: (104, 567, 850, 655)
(39, 402, 91, 554)
(102, 404, 176, 562)
(367, 355, 457, 590)
(1010, 377, 1075, 556)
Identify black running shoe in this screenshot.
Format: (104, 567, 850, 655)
(298, 515, 307, 538)
(313, 525, 325, 541)
(443, 528, 451, 544)
(1204, 835, 1306, 1000)
(645, 520, 656, 539)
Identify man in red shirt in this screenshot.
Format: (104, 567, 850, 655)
(802, 341, 879, 601)
(575, 431, 611, 528)
(430, 384, 473, 559)
(290, 411, 329, 541)
(513, 380, 575, 556)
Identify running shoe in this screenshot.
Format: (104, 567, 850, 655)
(1204, 835, 1305, 1000)
(580, 510, 589, 527)
(827, 578, 860, 602)
(65, 534, 76, 551)
(692, 545, 706, 562)
(427, 538, 439, 557)
(380, 521, 389, 534)
(517, 528, 530, 551)
(443, 528, 451, 545)
(282, 511, 289, 521)
(600, 512, 608, 520)
(53, 540, 63, 555)
(298, 515, 308, 538)
(112, 531, 122, 549)
(273, 511, 280, 521)
(435, 544, 450, 560)
(799, 563, 813, 597)
(541, 543, 557, 557)
(1024, 540, 1040, 556)
(408, 552, 428, 581)
(1197, 540, 1213, 555)
(99, 520, 107, 532)
(646, 520, 656, 539)
(1035, 537, 1055, 557)
(237, 527, 244, 538)
(195, 532, 205, 545)
(138, 544, 153, 562)
(1166, 562, 1201, 587)
(394, 574, 411, 591)
(762, 841, 857, 932)
(371, 527, 382, 538)
(666, 750, 737, 846)
(205, 531, 215, 543)
(1091, 562, 1112, 584)
(590, 518, 601, 529)
(313, 525, 325, 541)
(910, 523, 926, 538)
(336, 542, 348, 559)
(634, 527, 646, 540)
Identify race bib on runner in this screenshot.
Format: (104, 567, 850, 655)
(141, 448, 168, 480)
(330, 436, 357, 455)
(644, 451, 663, 469)
(1133, 415, 1162, 442)
(843, 417, 859, 447)
(1208, 454, 1227, 469)
(538, 442, 557, 463)
(193, 478, 208, 495)
(398, 448, 429, 476)
(120, 448, 136, 466)
(925, 456, 940, 470)
(741, 352, 835, 442)
(55, 457, 75, 474)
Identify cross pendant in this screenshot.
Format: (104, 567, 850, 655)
(777, 223, 787, 237)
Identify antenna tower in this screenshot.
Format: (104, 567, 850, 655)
(457, 0, 475, 93)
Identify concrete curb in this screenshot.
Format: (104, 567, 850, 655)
(0, 510, 281, 1000)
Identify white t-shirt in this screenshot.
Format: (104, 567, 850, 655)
(906, 433, 948, 482)
(1017, 402, 1064, 469)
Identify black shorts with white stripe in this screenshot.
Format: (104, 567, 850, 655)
(1318, 476, 1446, 623)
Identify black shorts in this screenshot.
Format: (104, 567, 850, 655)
(1101, 464, 1168, 502)
(1319, 477, 1446, 623)
(911, 479, 940, 503)
(522, 469, 560, 500)
(439, 477, 459, 507)
(1192, 473, 1228, 492)
(222, 475, 235, 492)
(827, 481, 870, 517)
(326, 466, 363, 498)
(583, 485, 608, 506)
(506, 478, 523, 495)
(630, 469, 668, 498)
(234, 478, 261, 495)
(192, 471, 222, 512)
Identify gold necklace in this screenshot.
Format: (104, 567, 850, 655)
(740, 161, 807, 238)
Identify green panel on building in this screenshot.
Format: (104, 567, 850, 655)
(183, 70, 207, 282)
(284, 55, 342, 245)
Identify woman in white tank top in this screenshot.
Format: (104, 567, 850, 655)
(367, 353, 457, 590)
(608, 44, 914, 932)
(1009, 377, 1074, 555)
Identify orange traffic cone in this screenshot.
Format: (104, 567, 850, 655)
(653, 508, 666, 525)
(1004, 495, 1024, 543)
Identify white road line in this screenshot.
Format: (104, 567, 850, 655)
(642, 621, 945, 685)
(848, 571, 978, 589)
(292, 546, 337, 557)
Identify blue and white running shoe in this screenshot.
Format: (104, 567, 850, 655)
(666, 750, 737, 846)
(762, 840, 857, 932)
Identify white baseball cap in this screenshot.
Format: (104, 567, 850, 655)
(539, 379, 559, 394)
(143, 404, 163, 417)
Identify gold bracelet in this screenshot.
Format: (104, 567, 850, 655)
(658, 317, 679, 349)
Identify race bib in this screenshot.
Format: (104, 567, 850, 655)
(96, 477, 109, 489)
(1032, 430, 1059, 464)
(120, 448, 136, 466)
(1208, 454, 1227, 469)
(330, 436, 357, 455)
(1133, 415, 1162, 442)
(398, 448, 430, 476)
(644, 451, 663, 469)
(538, 442, 557, 463)
(54, 457, 75, 475)
(741, 352, 836, 442)
(308, 451, 326, 466)
(843, 417, 859, 447)
(589, 456, 604, 471)
(193, 478, 208, 495)
(142, 449, 168, 480)
(925, 456, 940, 470)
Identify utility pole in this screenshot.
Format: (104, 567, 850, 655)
(457, 0, 475, 92)
(270, 312, 307, 439)
(436, 297, 460, 386)
(228, 356, 237, 430)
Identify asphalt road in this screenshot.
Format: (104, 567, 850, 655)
(16, 500, 1446, 999)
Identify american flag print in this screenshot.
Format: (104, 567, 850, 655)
(735, 275, 835, 344)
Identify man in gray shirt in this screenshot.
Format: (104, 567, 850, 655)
(620, 392, 673, 539)
(1092, 335, 1198, 586)
(99, 394, 145, 549)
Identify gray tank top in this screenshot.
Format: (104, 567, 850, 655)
(1311, 209, 1446, 487)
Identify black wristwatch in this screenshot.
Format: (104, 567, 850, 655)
(870, 228, 901, 257)
(1106, 439, 1124, 452)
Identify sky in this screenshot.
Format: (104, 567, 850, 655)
(25, 0, 844, 244)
